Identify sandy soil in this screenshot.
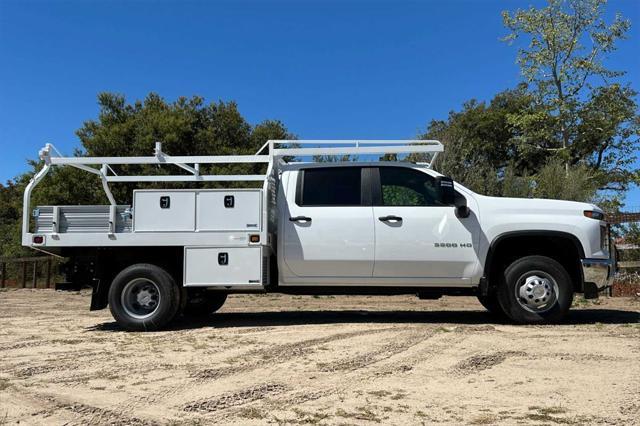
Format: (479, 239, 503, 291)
(0, 289, 638, 425)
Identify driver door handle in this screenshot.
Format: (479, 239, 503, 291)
(289, 216, 312, 223)
(378, 215, 403, 222)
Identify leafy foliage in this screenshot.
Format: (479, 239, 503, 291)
(502, 0, 638, 191)
(423, 0, 638, 205)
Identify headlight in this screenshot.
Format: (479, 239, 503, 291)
(584, 210, 605, 220)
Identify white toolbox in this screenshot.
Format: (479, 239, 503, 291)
(133, 189, 262, 232)
(184, 246, 263, 286)
(133, 191, 196, 232)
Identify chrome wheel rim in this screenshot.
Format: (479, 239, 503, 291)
(121, 278, 161, 319)
(514, 271, 558, 314)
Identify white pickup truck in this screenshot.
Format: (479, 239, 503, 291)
(22, 140, 614, 330)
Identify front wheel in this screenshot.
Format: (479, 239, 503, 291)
(497, 255, 573, 324)
(108, 264, 181, 331)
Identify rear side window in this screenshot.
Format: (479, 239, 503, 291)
(299, 167, 362, 206)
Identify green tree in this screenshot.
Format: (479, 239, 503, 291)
(421, 86, 539, 197)
(533, 157, 599, 201)
(502, 0, 638, 191)
(422, 0, 637, 203)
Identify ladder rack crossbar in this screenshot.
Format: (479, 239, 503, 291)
(270, 139, 442, 145)
(273, 145, 442, 157)
(47, 155, 270, 165)
(105, 175, 266, 182)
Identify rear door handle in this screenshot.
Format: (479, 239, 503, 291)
(378, 215, 403, 222)
(289, 216, 312, 223)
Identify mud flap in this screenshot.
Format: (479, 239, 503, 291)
(583, 282, 599, 299)
(90, 278, 109, 311)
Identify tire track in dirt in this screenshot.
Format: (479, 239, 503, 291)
(117, 326, 398, 413)
(239, 326, 451, 419)
(4, 348, 118, 383)
(315, 328, 434, 373)
(451, 350, 526, 375)
(370, 331, 471, 378)
(213, 388, 338, 423)
(0, 340, 49, 351)
(183, 383, 287, 414)
(9, 386, 159, 426)
(256, 325, 503, 415)
(190, 326, 397, 379)
(311, 323, 497, 376)
(246, 327, 501, 422)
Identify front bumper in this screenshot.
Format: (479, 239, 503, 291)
(581, 258, 615, 291)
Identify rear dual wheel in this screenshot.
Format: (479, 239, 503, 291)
(108, 264, 181, 332)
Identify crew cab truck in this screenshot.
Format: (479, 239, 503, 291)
(22, 140, 615, 331)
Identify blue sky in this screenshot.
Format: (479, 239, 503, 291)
(0, 0, 638, 205)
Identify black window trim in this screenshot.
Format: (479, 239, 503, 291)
(295, 166, 373, 207)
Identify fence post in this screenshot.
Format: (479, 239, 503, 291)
(46, 258, 52, 288)
(32, 261, 38, 289)
(1, 262, 5, 288)
(21, 261, 27, 288)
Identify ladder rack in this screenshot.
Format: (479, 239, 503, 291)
(23, 139, 443, 239)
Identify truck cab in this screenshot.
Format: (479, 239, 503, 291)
(22, 140, 615, 330)
(278, 163, 480, 286)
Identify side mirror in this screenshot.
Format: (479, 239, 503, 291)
(436, 176, 455, 206)
(436, 176, 470, 218)
(455, 199, 471, 218)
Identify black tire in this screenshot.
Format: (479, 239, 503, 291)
(108, 264, 181, 331)
(477, 291, 507, 318)
(497, 255, 573, 324)
(183, 291, 227, 317)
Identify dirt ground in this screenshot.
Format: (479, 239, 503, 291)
(0, 289, 638, 425)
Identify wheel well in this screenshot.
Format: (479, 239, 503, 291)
(485, 233, 584, 293)
(61, 246, 183, 310)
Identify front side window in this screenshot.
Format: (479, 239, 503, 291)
(379, 167, 444, 206)
(299, 167, 362, 206)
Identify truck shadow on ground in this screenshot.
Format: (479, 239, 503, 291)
(89, 308, 640, 332)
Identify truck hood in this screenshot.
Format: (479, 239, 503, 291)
(473, 195, 600, 216)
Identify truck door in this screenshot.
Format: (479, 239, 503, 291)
(283, 166, 375, 278)
(372, 166, 479, 281)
